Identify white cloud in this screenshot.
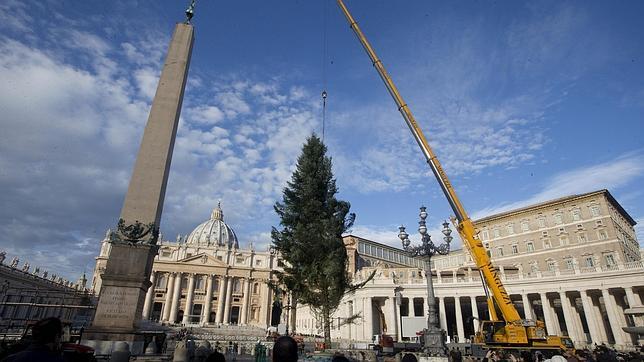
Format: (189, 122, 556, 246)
(0, 0, 33, 33)
(472, 153, 644, 219)
(133, 67, 160, 100)
(188, 105, 225, 125)
(216, 91, 251, 118)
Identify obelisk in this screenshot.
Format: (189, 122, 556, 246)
(85, 9, 194, 354)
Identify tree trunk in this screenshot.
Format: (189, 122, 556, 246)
(323, 307, 331, 347)
(290, 297, 297, 334)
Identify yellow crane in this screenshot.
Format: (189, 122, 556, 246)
(335, 0, 573, 352)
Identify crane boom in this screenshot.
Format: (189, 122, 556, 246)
(335, 0, 522, 324)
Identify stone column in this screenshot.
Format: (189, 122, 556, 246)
(142, 272, 156, 319)
(522, 293, 533, 320)
(363, 297, 373, 341)
(580, 291, 602, 344)
(455, 297, 465, 342)
(259, 281, 269, 327)
(241, 278, 251, 325)
(182, 273, 196, 324)
(601, 289, 629, 346)
(568, 295, 585, 344)
(264, 284, 273, 327)
(559, 291, 580, 342)
(202, 274, 214, 325)
(540, 293, 557, 335)
(470, 296, 479, 334)
(625, 287, 641, 307)
(215, 276, 227, 324)
(163, 272, 176, 322)
(389, 296, 399, 342)
(223, 277, 233, 324)
(439, 297, 448, 331)
(169, 272, 183, 324)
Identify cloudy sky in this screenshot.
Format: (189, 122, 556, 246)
(1, 0, 643, 282)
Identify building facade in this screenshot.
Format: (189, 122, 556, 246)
(0, 254, 93, 332)
(91, 189, 643, 349)
(295, 190, 643, 349)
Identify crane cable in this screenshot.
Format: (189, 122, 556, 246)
(321, 0, 329, 141)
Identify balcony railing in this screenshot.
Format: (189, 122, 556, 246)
(354, 259, 644, 285)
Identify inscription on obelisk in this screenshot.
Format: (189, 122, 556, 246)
(91, 22, 194, 333)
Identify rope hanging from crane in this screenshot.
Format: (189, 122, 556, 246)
(321, 0, 329, 141)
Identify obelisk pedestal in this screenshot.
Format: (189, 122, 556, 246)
(84, 22, 194, 355)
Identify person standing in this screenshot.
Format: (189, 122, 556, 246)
(2, 317, 65, 362)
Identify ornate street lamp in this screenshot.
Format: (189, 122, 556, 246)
(398, 206, 453, 356)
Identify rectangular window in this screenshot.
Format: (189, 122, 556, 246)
(595, 220, 603, 227)
(507, 224, 515, 235)
(493, 228, 500, 238)
(358, 243, 365, 253)
(558, 227, 565, 234)
(554, 213, 563, 225)
(482, 230, 489, 240)
(577, 224, 584, 231)
(377, 247, 383, 258)
(497, 247, 504, 257)
(236, 257, 245, 264)
(605, 254, 616, 266)
(578, 234, 587, 243)
(598, 231, 607, 240)
(542, 231, 548, 237)
(511, 245, 518, 254)
(521, 221, 529, 232)
(413, 298, 424, 317)
(544, 240, 551, 249)
(572, 209, 581, 221)
(526, 242, 534, 252)
(196, 276, 205, 290)
(565, 259, 574, 270)
(255, 259, 262, 266)
(538, 217, 546, 228)
(585, 257, 594, 267)
(590, 206, 600, 217)
(560, 236, 568, 246)
(400, 298, 409, 317)
(547, 261, 556, 272)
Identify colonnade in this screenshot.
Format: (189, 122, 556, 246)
(141, 271, 271, 327)
(356, 286, 640, 348)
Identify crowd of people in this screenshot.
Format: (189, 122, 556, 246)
(1, 317, 641, 362)
(469, 345, 643, 362)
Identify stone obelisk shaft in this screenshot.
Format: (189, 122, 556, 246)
(120, 23, 194, 229)
(86, 24, 194, 354)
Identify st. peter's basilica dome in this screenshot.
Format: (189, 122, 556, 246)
(184, 203, 239, 249)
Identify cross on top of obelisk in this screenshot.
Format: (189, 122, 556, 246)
(185, 0, 196, 23)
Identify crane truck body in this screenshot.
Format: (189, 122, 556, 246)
(335, 0, 574, 356)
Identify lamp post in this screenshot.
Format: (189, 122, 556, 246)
(398, 206, 453, 356)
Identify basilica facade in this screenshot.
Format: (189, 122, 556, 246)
(91, 189, 644, 349)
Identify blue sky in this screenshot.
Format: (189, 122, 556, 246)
(0, 0, 643, 281)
